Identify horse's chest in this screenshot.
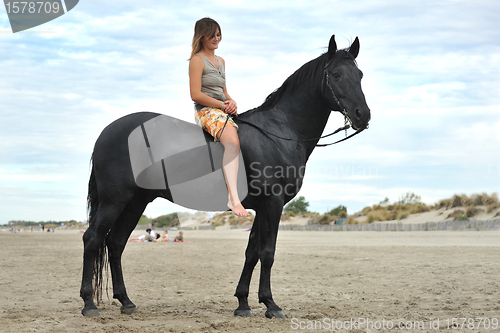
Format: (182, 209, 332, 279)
(247, 162, 304, 197)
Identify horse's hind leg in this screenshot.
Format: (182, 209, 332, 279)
(81, 227, 102, 316)
(106, 193, 152, 314)
(80, 200, 128, 316)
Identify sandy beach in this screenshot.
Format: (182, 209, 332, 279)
(1, 228, 499, 332)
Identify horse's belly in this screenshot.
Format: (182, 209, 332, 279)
(128, 114, 247, 211)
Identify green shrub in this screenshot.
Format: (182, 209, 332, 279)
(318, 214, 335, 225)
(138, 214, 152, 225)
(438, 199, 452, 209)
(397, 192, 422, 205)
(284, 196, 309, 214)
(405, 202, 429, 215)
(327, 205, 347, 216)
(460, 194, 474, 207)
(465, 206, 483, 218)
(482, 193, 498, 205)
(350, 192, 498, 225)
(152, 213, 179, 228)
(361, 206, 372, 215)
(487, 202, 500, 213)
(170, 218, 180, 227)
(447, 209, 465, 220)
(451, 195, 463, 208)
(212, 219, 225, 227)
(472, 194, 484, 206)
(379, 197, 390, 206)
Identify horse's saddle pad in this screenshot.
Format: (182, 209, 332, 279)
(128, 114, 247, 211)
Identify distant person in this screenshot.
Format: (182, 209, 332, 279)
(160, 230, 175, 242)
(128, 228, 157, 242)
(174, 231, 184, 242)
(159, 230, 172, 242)
(159, 230, 183, 242)
(149, 228, 158, 239)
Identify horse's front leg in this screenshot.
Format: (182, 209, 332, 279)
(258, 196, 285, 319)
(234, 214, 261, 317)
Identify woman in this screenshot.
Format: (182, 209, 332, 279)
(159, 230, 173, 242)
(189, 18, 249, 217)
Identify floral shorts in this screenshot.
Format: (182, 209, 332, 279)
(194, 107, 238, 141)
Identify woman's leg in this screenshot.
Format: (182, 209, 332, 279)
(217, 126, 249, 217)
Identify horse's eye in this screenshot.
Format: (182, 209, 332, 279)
(332, 73, 341, 79)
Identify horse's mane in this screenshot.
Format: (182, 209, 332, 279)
(246, 48, 356, 114)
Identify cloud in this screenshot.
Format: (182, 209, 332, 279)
(0, 0, 499, 223)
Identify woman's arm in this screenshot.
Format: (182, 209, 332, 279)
(220, 57, 238, 115)
(222, 87, 237, 115)
(189, 55, 227, 110)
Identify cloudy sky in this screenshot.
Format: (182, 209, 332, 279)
(0, 0, 499, 224)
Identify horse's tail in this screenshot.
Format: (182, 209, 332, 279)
(87, 155, 108, 305)
(87, 155, 99, 227)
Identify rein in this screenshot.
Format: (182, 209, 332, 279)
(233, 116, 352, 145)
(232, 57, 366, 147)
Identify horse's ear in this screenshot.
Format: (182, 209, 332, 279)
(328, 35, 337, 56)
(349, 37, 360, 59)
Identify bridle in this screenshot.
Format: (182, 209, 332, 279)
(230, 57, 367, 147)
(317, 57, 367, 146)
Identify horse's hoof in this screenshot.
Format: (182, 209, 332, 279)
(81, 308, 100, 317)
(265, 309, 285, 319)
(234, 309, 254, 317)
(120, 304, 137, 315)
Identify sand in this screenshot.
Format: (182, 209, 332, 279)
(1, 228, 499, 332)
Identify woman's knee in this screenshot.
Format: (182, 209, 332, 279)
(218, 127, 240, 146)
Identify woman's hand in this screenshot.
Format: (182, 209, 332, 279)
(224, 99, 238, 115)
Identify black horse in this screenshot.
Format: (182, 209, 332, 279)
(80, 35, 370, 318)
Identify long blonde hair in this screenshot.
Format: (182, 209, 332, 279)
(189, 18, 222, 60)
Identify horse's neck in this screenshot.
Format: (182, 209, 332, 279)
(242, 83, 330, 157)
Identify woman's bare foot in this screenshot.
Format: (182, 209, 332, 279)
(228, 200, 250, 217)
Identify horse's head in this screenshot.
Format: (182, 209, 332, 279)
(323, 35, 371, 131)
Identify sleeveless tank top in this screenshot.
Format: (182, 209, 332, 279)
(193, 54, 226, 111)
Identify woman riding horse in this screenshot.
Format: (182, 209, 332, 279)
(80, 33, 370, 318)
(189, 18, 249, 217)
